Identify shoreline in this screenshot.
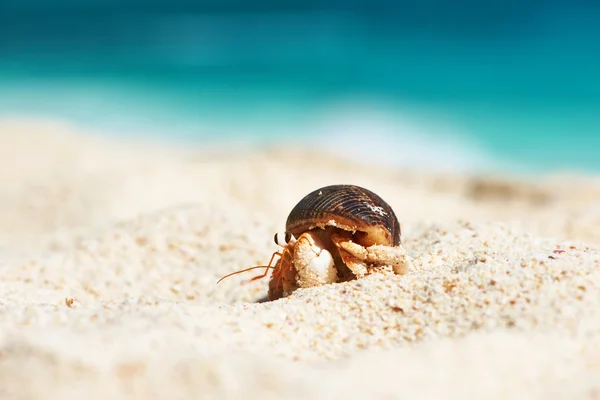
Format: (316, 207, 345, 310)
(3, 102, 600, 178)
(3, 113, 600, 179)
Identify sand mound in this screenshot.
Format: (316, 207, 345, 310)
(1, 117, 600, 399)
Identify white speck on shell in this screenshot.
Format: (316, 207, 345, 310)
(365, 203, 387, 217)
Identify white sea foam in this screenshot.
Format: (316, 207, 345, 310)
(278, 100, 502, 174)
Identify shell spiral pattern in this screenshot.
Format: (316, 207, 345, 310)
(285, 184, 401, 247)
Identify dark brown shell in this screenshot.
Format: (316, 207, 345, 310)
(285, 184, 401, 247)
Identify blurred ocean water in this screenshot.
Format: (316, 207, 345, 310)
(0, 1, 599, 174)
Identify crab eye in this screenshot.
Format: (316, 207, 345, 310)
(273, 232, 287, 247)
(274, 232, 293, 246)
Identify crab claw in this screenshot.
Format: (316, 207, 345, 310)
(293, 231, 338, 288)
(331, 233, 409, 277)
(365, 244, 410, 275)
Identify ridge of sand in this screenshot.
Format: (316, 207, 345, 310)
(0, 117, 600, 399)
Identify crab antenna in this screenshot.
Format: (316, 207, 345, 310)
(216, 265, 277, 284)
(216, 251, 282, 284)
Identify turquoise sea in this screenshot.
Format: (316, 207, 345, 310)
(1, 2, 599, 174)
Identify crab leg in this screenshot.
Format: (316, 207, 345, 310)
(331, 233, 410, 276)
(330, 233, 369, 278)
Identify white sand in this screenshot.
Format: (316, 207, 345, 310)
(1, 117, 600, 399)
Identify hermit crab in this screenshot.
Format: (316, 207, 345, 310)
(218, 184, 409, 301)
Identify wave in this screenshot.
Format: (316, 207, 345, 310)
(277, 100, 501, 174)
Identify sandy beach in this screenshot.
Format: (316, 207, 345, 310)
(1, 116, 600, 399)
